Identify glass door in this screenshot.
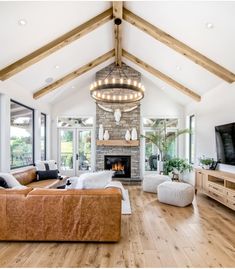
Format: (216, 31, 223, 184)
(77, 130, 92, 173)
(58, 129, 75, 176)
(58, 128, 92, 176)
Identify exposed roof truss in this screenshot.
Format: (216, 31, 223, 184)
(1, 2, 234, 102)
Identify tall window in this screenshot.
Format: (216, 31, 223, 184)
(143, 118, 179, 171)
(41, 113, 47, 160)
(10, 100, 34, 169)
(189, 115, 195, 164)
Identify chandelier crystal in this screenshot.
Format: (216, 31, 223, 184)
(90, 66, 145, 103)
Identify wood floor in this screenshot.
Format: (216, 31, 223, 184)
(0, 185, 235, 268)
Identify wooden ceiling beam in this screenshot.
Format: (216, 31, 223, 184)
(113, 2, 123, 66)
(0, 8, 113, 81)
(123, 50, 201, 102)
(33, 49, 115, 99)
(123, 8, 235, 83)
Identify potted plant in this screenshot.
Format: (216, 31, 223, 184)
(199, 156, 214, 169)
(164, 158, 193, 178)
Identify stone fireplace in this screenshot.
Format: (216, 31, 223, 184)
(95, 63, 141, 180)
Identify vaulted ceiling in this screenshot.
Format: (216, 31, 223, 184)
(0, 1, 235, 106)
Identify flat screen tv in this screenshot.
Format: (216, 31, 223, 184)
(215, 122, 235, 165)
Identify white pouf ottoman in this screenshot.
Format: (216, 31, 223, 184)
(143, 174, 171, 193)
(158, 181, 194, 207)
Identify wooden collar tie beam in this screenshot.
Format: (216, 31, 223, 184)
(123, 8, 235, 83)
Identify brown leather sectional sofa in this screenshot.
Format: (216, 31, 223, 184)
(13, 167, 66, 189)
(0, 168, 122, 242)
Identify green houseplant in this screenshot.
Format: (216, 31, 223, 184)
(199, 156, 214, 169)
(164, 158, 193, 176)
(141, 120, 191, 161)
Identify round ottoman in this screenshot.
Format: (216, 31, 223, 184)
(143, 174, 171, 193)
(157, 181, 194, 207)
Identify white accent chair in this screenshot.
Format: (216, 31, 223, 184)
(157, 181, 194, 207)
(143, 174, 171, 193)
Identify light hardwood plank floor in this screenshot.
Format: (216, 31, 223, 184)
(0, 185, 235, 268)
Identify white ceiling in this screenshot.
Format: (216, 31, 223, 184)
(0, 1, 234, 106)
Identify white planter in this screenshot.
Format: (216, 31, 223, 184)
(98, 124, 104, 140)
(125, 130, 131, 141)
(131, 128, 137, 140)
(202, 164, 210, 170)
(103, 130, 110, 140)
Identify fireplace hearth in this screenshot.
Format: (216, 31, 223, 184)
(104, 155, 131, 178)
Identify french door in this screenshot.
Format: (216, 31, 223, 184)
(58, 128, 93, 176)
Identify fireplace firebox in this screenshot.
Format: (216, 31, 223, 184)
(104, 155, 131, 178)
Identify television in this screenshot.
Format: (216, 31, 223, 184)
(215, 122, 235, 165)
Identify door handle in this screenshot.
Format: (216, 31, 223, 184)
(76, 154, 79, 160)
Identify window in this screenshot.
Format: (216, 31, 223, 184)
(143, 118, 179, 171)
(57, 117, 93, 175)
(10, 100, 34, 169)
(144, 130, 158, 171)
(41, 113, 46, 160)
(189, 115, 195, 164)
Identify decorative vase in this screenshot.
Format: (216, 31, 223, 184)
(125, 130, 131, 141)
(131, 128, 137, 140)
(103, 130, 110, 140)
(98, 124, 104, 140)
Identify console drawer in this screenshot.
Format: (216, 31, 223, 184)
(207, 189, 225, 204)
(226, 189, 235, 201)
(226, 198, 235, 211)
(207, 182, 224, 195)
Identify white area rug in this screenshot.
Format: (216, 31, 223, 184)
(122, 189, 132, 215)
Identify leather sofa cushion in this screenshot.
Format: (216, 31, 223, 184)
(0, 187, 33, 195)
(13, 167, 37, 185)
(27, 179, 62, 189)
(0, 187, 121, 241)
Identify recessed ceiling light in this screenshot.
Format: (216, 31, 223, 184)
(45, 77, 53, 84)
(71, 86, 75, 89)
(54, 65, 60, 69)
(176, 65, 182, 71)
(205, 22, 214, 29)
(18, 19, 27, 26)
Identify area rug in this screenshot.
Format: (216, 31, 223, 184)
(122, 189, 132, 215)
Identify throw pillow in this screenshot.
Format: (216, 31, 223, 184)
(76, 170, 114, 189)
(35, 160, 58, 171)
(0, 177, 9, 188)
(0, 173, 22, 188)
(37, 170, 58, 181)
(35, 160, 59, 181)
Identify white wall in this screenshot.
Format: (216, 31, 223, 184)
(185, 81, 235, 173)
(0, 80, 51, 113)
(0, 80, 51, 172)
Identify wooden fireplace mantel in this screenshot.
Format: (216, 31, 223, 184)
(96, 140, 139, 147)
